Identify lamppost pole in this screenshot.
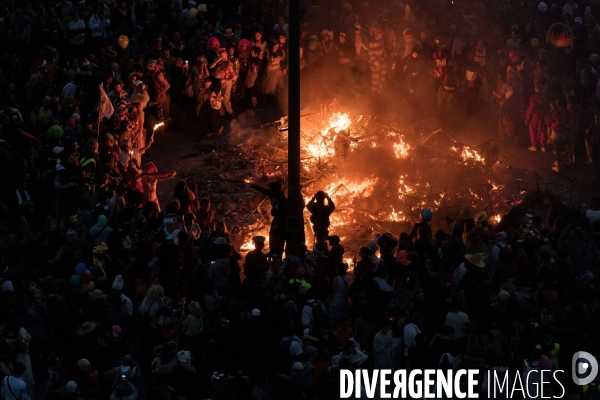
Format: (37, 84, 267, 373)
(286, 0, 305, 251)
(288, 0, 301, 197)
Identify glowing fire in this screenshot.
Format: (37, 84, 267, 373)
(240, 235, 269, 252)
(321, 112, 352, 135)
(393, 138, 411, 159)
(452, 145, 484, 164)
(325, 178, 378, 201)
(153, 122, 165, 132)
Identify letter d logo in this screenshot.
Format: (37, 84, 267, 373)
(572, 351, 599, 385)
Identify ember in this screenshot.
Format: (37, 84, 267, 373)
(393, 138, 411, 159)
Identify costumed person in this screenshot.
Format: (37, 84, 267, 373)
(210, 48, 236, 116)
(140, 162, 176, 211)
(368, 22, 387, 94)
(261, 40, 283, 109)
(190, 54, 210, 119)
(525, 82, 548, 152)
(248, 182, 287, 256)
(306, 190, 335, 243)
(431, 37, 450, 89)
(146, 59, 171, 125)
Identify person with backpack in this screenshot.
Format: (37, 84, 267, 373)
(300, 290, 327, 338)
(1, 362, 29, 400)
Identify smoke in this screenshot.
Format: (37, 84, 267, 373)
(227, 112, 267, 146)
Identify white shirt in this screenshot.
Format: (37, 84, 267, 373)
(89, 14, 110, 38)
(301, 299, 325, 332)
(1, 376, 29, 400)
(67, 19, 86, 45)
(403, 322, 421, 356)
(445, 311, 470, 338)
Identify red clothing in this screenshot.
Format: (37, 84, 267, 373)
(525, 93, 548, 146)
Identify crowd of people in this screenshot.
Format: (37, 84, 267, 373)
(1, 0, 600, 398)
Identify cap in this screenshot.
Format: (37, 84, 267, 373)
(66, 381, 78, 393)
(53, 146, 64, 154)
(292, 362, 304, 371)
(251, 308, 261, 316)
(71, 113, 81, 121)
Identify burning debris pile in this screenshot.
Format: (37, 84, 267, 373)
(230, 108, 522, 254)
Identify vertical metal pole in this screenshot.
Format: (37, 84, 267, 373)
(288, 0, 301, 197)
(286, 0, 305, 252)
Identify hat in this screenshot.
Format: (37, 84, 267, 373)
(176, 349, 191, 363)
(464, 253, 486, 268)
(66, 381, 78, 393)
(153, 341, 178, 356)
(475, 211, 488, 225)
(77, 358, 92, 372)
(367, 241, 379, 253)
(71, 113, 81, 121)
(396, 250, 412, 265)
(112, 325, 122, 337)
(590, 54, 599, 62)
(56, 164, 66, 171)
(339, 31, 347, 37)
(292, 362, 304, 371)
(112, 275, 124, 291)
(458, 206, 474, 220)
(353, 22, 361, 30)
(252, 236, 266, 243)
(251, 308, 261, 317)
(378, 232, 398, 246)
(34, 59, 47, 69)
(359, 246, 373, 256)
(53, 146, 64, 154)
(77, 322, 96, 335)
(223, 28, 234, 37)
(538, 2, 547, 12)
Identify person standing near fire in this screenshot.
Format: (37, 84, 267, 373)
(210, 48, 237, 117)
(248, 182, 287, 256)
(307, 191, 336, 243)
(368, 22, 388, 95)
